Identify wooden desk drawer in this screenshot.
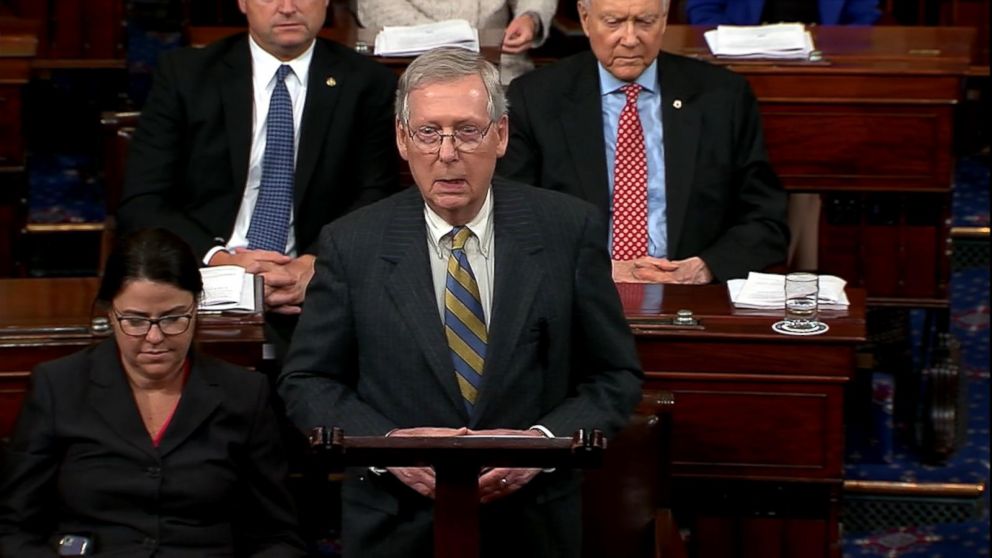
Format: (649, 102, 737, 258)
(761, 104, 954, 193)
(644, 377, 846, 480)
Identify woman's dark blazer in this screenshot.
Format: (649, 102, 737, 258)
(0, 338, 306, 557)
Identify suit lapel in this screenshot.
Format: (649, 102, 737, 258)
(294, 39, 344, 207)
(561, 53, 610, 215)
(382, 190, 467, 417)
(659, 53, 701, 258)
(156, 354, 221, 457)
(471, 181, 545, 425)
(221, 36, 253, 201)
(87, 340, 158, 460)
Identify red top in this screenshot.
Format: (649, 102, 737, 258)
(151, 358, 191, 448)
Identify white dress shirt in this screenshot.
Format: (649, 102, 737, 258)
(204, 36, 314, 263)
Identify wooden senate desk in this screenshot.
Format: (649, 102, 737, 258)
(618, 283, 866, 558)
(0, 277, 265, 438)
(658, 26, 977, 305)
(0, 277, 868, 558)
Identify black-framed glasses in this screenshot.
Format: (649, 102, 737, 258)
(112, 305, 195, 337)
(406, 121, 495, 154)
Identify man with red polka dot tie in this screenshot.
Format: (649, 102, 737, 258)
(498, 0, 788, 284)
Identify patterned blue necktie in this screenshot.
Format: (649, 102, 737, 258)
(246, 64, 295, 253)
(444, 226, 488, 415)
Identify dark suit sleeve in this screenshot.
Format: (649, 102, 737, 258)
(278, 226, 397, 436)
(698, 79, 788, 281)
(497, 78, 542, 187)
(0, 367, 61, 557)
(337, 67, 400, 227)
(235, 378, 307, 558)
(118, 52, 217, 259)
(538, 207, 643, 439)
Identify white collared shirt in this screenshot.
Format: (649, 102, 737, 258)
(205, 36, 314, 263)
(424, 189, 495, 324)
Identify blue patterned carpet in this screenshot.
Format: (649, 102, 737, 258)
(842, 156, 990, 557)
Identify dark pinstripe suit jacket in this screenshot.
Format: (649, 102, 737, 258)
(278, 178, 643, 558)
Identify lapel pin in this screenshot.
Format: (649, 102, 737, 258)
(326, 76, 337, 87)
(673, 99, 683, 109)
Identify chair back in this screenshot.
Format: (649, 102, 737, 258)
(581, 390, 674, 558)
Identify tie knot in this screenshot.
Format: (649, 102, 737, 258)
(450, 226, 473, 251)
(621, 83, 642, 103)
(275, 64, 292, 82)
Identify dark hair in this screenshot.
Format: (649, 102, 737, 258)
(97, 228, 203, 304)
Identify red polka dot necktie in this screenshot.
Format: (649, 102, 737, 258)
(611, 83, 648, 260)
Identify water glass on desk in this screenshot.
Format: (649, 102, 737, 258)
(784, 272, 819, 330)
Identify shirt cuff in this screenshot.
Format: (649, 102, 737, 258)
(529, 425, 556, 472)
(203, 245, 229, 265)
(529, 424, 554, 438)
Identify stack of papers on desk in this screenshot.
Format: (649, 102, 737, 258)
(728, 272, 850, 309)
(703, 23, 815, 60)
(373, 19, 480, 57)
(198, 265, 259, 313)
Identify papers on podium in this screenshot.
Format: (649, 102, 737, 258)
(703, 23, 815, 60)
(198, 265, 261, 313)
(728, 272, 850, 310)
(373, 19, 480, 57)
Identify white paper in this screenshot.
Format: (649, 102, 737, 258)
(199, 265, 257, 312)
(704, 23, 815, 60)
(728, 272, 849, 310)
(373, 19, 480, 57)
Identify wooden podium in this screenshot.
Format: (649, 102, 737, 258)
(309, 427, 605, 558)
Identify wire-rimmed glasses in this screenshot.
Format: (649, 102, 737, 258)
(406, 121, 495, 154)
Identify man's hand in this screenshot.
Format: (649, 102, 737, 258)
(612, 256, 712, 284)
(664, 256, 713, 284)
(467, 428, 543, 503)
(247, 254, 316, 315)
(612, 256, 677, 283)
(502, 14, 538, 54)
(386, 427, 469, 499)
(207, 247, 291, 269)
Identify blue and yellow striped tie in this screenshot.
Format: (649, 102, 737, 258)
(444, 226, 487, 413)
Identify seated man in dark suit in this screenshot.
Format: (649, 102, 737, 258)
(278, 47, 643, 558)
(497, 0, 789, 284)
(119, 0, 398, 315)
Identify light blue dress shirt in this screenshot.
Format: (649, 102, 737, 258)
(599, 61, 667, 258)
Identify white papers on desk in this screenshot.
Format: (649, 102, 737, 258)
(728, 272, 850, 309)
(199, 265, 258, 313)
(373, 19, 480, 57)
(703, 23, 815, 60)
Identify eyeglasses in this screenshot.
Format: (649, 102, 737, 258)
(112, 306, 195, 337)
(406, 121, 495, 154)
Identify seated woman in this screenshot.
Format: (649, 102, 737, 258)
(356, 0, 556, 84)
(0, 228, 306, 557)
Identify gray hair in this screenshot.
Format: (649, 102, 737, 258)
(395, 46, 507, 124)
(579, 0, 670, 10)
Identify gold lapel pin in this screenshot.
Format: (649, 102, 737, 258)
(673, 99, 683, 109)
(326, 76, 337, 87)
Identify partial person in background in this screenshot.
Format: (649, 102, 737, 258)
(685, 0, 880, 271)
(356, 0, 556, 83)
(119, 0, 398, 318)
(685, 0, 880, 26)
(498, 0, 788, 283)
(0, 228, 305, 557)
